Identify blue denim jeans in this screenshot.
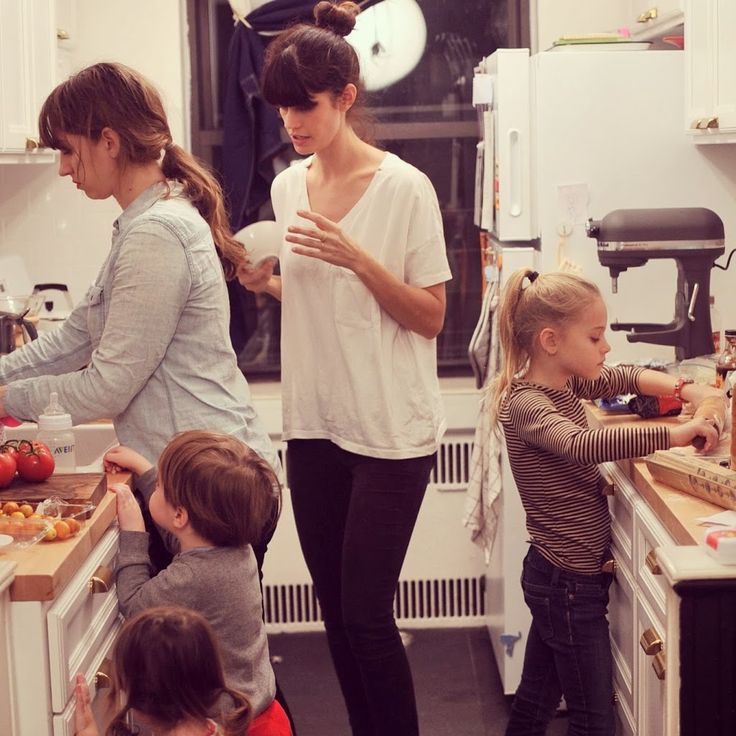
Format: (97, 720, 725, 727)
(505, 546, 615, 736)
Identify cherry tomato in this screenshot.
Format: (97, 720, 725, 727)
(0, 452, 16, 488)
(15, 440, 55, 482)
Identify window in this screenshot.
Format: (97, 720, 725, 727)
(187, 0, 527, 377)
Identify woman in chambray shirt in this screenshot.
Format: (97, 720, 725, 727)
(0, 63, 278, 503)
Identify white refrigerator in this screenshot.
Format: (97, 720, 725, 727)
(473, 46, 736, 695)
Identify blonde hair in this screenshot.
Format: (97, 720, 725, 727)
(488, 269, 602, 423)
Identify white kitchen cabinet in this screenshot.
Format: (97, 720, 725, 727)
(0, 0, 56, 162)
(684, 0, 736, 142)
(0, 561, 18, 736)
(8, 528, 121, 736)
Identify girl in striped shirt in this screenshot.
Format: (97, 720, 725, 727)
(489, 269, 723, 736)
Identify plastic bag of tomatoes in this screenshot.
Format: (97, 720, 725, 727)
(0, 439, 55, 486)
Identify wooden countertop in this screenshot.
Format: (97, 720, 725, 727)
(0, 472, 130, 602)
(585, 404, 725, 546)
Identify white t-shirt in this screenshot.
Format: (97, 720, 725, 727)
(271, 152, 452, 459)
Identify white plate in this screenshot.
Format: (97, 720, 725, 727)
(0, 534, 13, 549)
(234, 221, 283, 265)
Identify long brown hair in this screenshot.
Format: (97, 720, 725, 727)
(488, 269, 602, 423)
(158, 430, 281, 547)
(106, 606, 251, 736)
(261, 1, 374, 142)
(38, 62, 243, 278)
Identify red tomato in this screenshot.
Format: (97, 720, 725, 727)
(15, 441, 55, 482)
(0, 441, 18, 460)
(0, 452, 16, 488)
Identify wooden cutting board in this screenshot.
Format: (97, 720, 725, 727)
(0, 472, 107, 505)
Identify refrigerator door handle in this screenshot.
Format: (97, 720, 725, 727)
(508, 128, 522, 217)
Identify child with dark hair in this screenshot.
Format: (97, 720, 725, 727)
(74, 606, 251, 736)
(104, 431, 290, 735)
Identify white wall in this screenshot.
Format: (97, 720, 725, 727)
(0, 0, 187, 303)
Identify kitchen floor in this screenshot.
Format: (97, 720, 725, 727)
(269, 626, 568, 736)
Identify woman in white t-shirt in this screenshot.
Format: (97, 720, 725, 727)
(238, 4, 451, 734)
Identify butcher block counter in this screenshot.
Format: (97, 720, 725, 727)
(1, 471, 130, 601)
(584, 402, 736, 736)
(584, 402, 724, 545)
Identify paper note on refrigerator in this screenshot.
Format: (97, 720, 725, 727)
(557, 182, 590, 225)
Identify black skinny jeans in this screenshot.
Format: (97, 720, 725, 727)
(287, 439, 435, 736)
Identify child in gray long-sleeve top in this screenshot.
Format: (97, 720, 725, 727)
(107, 430, 284, 725)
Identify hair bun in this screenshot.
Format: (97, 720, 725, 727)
(313, 1, 360, 37)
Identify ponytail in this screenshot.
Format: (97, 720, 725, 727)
(161, 145, 244, 279)
(220, 687, 253, 736)
(487, 269, 536, 424)
(487, 268, 601, 424)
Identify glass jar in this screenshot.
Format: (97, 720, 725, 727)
(715, 330, 736, 389)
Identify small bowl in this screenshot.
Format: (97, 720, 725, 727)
(234, 221, 283, 265)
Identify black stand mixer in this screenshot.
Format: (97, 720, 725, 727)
(586, 207, 725, 361)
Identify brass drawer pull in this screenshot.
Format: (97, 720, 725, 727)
(652, 651, 666, 680)
(88, 565, 114, 594)
(601, 482, 616, 496)
(640, 627, 663, 655)
(645, 549, 661, 575)
(94, 658, 113, 689)
(25, 137, 39, 151)
(637, 7, 658, 23)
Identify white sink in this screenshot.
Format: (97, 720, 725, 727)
(3, 422, 118, 473)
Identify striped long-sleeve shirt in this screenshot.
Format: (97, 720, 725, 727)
(499, 365, 670, 573)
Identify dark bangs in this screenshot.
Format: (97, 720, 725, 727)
(261, 43, 318, 110)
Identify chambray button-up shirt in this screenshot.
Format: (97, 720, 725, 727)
(0, 182, 278, 476)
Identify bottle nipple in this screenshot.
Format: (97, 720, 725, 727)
(44, 391, 64, 416)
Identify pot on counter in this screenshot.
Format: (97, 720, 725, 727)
(0, 300, 38, 355)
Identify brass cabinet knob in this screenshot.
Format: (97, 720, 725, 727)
(637, 7, 658, 23)
(652, 651, 666, 681)
(94, 658, 113, 689)
(640, 627, 663, 655)
(56, 29, 70, 40)
(25, 137, 39, 151)
(88, 565, 114, 594)
(644, 549, 661, 575)
(601, 482, 616, 496)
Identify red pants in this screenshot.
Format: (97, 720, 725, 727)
(247, 700, 292, 736)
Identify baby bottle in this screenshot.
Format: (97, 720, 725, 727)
(36, 392, 76, 473)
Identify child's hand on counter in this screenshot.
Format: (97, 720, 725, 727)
(104, 445, 153, 476)
(669, 416, 720, 453)
(109, 483, 146, 533)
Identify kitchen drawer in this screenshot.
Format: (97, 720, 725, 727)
(52, 620, 120, 736)
(609, 552, 636, 719)
(48, 527, 120, 713)
(634, 504, 670, 622)
(602, 461, 636, 569)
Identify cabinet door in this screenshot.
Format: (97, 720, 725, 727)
(636, 596, 667, 736)
(0, 0, 55, 155)
(685, 0, 736, 140)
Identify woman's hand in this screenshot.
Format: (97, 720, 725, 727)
(104, 445, 152, 476)
(286, 210, 368, 272)
(73, 673, 99, 736)
(669, 416, 721, 453)
(237, 258, 278, 294)
(109, 483, 146, 533)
